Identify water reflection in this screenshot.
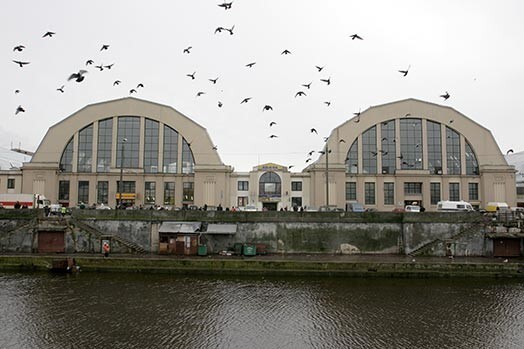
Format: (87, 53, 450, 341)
(0, 273, 523, 349)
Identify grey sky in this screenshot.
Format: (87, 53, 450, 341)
(2, 0, 523, 171)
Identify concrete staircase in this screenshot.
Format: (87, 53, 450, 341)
(408, 218, 486, 257)
(71, 218, 149, 254)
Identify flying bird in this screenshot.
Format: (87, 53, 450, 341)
(288, 165, 294, 169)
(263, 105, 273, 111)
(42, 31, 55, 38)
(302, 82, 312, 89)
(269, 134, 278, 138)
(56, 85, 65, 93)
(397, 154, 404, 160)
(449, 119, 454, 124)
(306, 158, 312, 163)
(187, 72, 196, 79)
(339, 139, 346, 143)
(104, 64, 114, 69)
(310, 128, 318, 134)
(269, 121, 277, 127)
(13, 45, 25, 52)
(246, 62, 256, 68)
(129, 89, 137, 94)
(218, 101, 223, 108)
(350, 34, 363, 40)
(218, 2, 233, 10)
(113, 80, 121, 86)
(440, 91, 450, 100)
(196, 91, 205, 97)
(240, 97, 252, 104)
(100, 44, 110, 51)
(308, 150, 315, 156)
(183, 46, 192, 54)
(315, 65, 324, 72)
(398, 65, 410, 77)
(281, 49, 291, 55)
(324, 101, 331, 107)
(320, 77, 331, 85)
(209, 77, 219, 84)
(225, 25, 235, 35)
(95, 64, 104, 71)
(507, 149, 514, 155)
(137, 83, 144, 88)
(12, 60, 30, 67)
(68, 70, 88, 82)
(14, 89, 20, 94)
(295, 91, 306, 97)
(85, 60, 94, 65)
(214, 26, 226, 34)
(15, 105, 25, 115)
(212, 145, 218, 150)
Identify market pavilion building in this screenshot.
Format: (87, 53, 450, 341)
(1, 97, 516, 211)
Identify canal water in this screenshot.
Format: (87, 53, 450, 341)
(1, 272, 523, 349)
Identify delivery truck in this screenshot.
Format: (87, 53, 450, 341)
(0, 193, 50, 209)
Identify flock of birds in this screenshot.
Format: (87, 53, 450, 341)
(11, 1, 508, 170)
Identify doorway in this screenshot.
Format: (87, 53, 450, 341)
(263, 202, 278, 211)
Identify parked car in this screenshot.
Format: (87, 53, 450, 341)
(244, 205, 257, 212)
(404, 205, 421, 212)
(437, 200, 474, 212)
(485, 202, 509, 213)
(305, 206, 318, 212)
(319, 205, 344, 212)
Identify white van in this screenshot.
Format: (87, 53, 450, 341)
(437, 200, 474, 212)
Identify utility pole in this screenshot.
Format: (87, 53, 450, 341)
(325, 147, 331, 207)
(118, 138, 127, 208)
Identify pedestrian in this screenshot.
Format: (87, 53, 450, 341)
(14, 201, 21, 209)
(103, 241, 110, 257)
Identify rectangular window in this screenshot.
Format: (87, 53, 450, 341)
(116, 181, 136, 194)
(345, 182, 357, 201)
(237, 196, 248, 207)
(362, 126, 377, 174)
(97, 181, 109, 204)
(365, 182, 375, 205)
(384, 182, 394, 205)
(78, 181, 89, 204)
(144, 119, 159, 173)
(163, 125, 178, 173)
(517, 187, 524, 195)
(183, 182, 194, 202)
(58, 180, 70, 202)
(381, 120, 396, 173)
(430, 183, 441, 205)
(427, 121, 442, 174)
(145, 182, 156, 205)
(77, 124, 93, 173)
(404, 182, 422, 194)
(449, 183, 460, 201)
(97, 118, 112, 172)
(400, 119, 423, 169)
(291, 181, 302, 191)
(238, 181, 249, 191)
(7, 178, 15, 189)
(291, 197, 302, 208)
(468, 183, 479, 201)
(117, 116, 140, 169)
(446, 127, 461, 175)
(164, 182, 175, 206)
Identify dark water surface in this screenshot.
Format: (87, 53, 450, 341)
(1, 272, 523, 349)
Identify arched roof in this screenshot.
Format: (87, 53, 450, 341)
(31, 97, 224, 166)
(310, 98, 508, 168)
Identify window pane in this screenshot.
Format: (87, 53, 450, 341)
(238, 181, 249, 191)
(183, 182, 194, 202)
(78, 181, 89, 204)
(163, 125, 179, 173)
(465, 142, 479, 175)
(427, 121, 442, 174)
(400, 119, 423, 169)
(365, 182, 375, 205)
(380, 120, 396, 174)
(291, 181, 302, 191)
(117, 116, 140, 168)
(259, 172, 281, 198)
(345, 182, 356, 201)
(404, 182, 422, 194)
(144, 119, 159, 173)
(468, 183, 479, 201)
(345, 139, 358, 173)
(182, 138, 195, 174)
(97, 181, 109, 204)
(164, 182, 175, 205)
(362, 126, 377, 174)
(145, 181, 156, 205)
(77, 124, 93, 173)
(59, 137, 74, 173)
(384, 182, 394, 205)
(58, 180, 70, 202)
(446, 127, 461, 175)
(430, 183, 441, 205)
(97, 118, 113, 172)
(449, 183, 460, 201)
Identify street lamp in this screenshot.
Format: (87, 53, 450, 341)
(319, 147, 332, 207)
(118, 138, 127, 209)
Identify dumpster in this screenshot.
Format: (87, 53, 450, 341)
(233, 243, 243, 255)
(198, 245, 208, 256)
(243, 244, 256, 256)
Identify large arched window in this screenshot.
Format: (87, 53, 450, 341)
(59, 137, 74, 173)
(427, 121, 442, 174)
(465, 141, 479, 175)
(144, 119, 159, 173)
(163, 124, 179, 173)
(345, 139, 358, 174)
(77, 124, 93, 173)
(97, 118, 112, 172)
(446, 127, 461, 175)
(117, 116, 140, 168)
(259, 172, 281, 198)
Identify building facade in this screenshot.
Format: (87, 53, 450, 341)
(0, 97, 516, 211)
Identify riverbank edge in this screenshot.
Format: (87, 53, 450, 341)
(1, 255, 523, 278)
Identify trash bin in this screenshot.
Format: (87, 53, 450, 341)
(233, 243, 243, 255)
(198, 245, 208, 256)
(243, 244, 256, 256)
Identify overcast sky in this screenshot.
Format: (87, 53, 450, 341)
(2, 0, 523, 172)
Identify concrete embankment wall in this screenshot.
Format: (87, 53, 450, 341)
(0, 255, 523, 278)
(0, 210, 493, 256)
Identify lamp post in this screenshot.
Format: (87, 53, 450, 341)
(325, 147, 331, 207)
(118, 138, 127, 209)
